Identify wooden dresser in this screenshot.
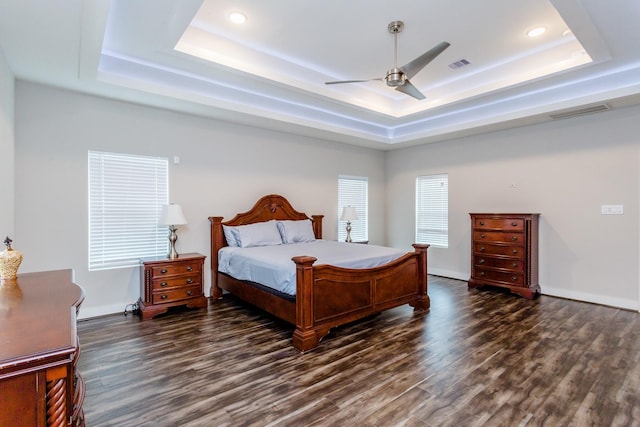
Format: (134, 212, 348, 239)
(0, 269, 85, 426)
(138, 252, 207, 320)
(468, 213, 540, 299)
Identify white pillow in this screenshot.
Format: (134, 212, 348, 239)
(277, 220, 316, 244)
(222, 225, 240, 247)
(235, 221, 283, 248)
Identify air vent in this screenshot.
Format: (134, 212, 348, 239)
(549, 104, 610, 120)
(448, 59, 471, 70)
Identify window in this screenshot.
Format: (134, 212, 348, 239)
(338, 175, 368, 242)
(89, 151, 169, 270)
(416, 174, 448, 248)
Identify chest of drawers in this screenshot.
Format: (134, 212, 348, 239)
(468, 213, 540, 299)
(138, 253, 208, 320)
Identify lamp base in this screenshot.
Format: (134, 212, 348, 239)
(345, 221, 352, 243)
(168, 226, 179, 259)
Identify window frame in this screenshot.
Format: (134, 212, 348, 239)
(88, 150, 169, 271)
(415, 173, 449, 248)
(338, 175, 369, 242)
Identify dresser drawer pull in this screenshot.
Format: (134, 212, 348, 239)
(512, 262, 518, 268)
(480, 234, 485, 239)
(480, 246, 486, 252)
(512, 276, 517, 281)
(186, 266, 193, 272)
(479, 221, 485, 226)
(479, 272, 485, 276)
(160, 294, 168, 300)
(511, 222, 518, 227)
(511, 236, 518, 241)
(186, 290, 193, 296)
(512, 249, 518, 255)
(160, 282, 167, 287)
(479, 259, 485, 264)
(161, 269, 168, 274)
(186, 278, 193, 284)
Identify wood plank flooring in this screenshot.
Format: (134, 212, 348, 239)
(77, 276, 640, 426)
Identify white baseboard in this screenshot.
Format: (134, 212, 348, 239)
(78, 303, 134, 320)
(541, 286, 639, 311)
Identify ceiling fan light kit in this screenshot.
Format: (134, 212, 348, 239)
(325, 20, 450, 100)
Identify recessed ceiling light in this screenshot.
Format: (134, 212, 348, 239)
(228, 12, 247, 24)
(527, 26, 547, 37)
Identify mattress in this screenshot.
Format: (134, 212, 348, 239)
(218, 240, 406, 296)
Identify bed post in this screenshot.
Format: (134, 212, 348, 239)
(291, 255, 320, 352)
(209, 216, 225, 299)
(311, 215, 324, 239)
(409, 243, 430, 311)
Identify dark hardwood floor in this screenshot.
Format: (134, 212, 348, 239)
(78, 276, 640, 426)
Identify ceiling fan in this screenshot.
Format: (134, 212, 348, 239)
(325, 21, 450, 100)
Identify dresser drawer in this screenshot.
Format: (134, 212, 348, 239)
(474, 243, 525, 259)
(474, 218, 524, 231)
(152, 284, 202, 304)
(474, 256, 524, 271)
(474, 268, 525, 286)
(149, 262, 201, 278)
(473, 231, 523, 243)
(151, 274, 201, 291)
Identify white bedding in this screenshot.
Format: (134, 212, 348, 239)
(218, 240, 407, 296)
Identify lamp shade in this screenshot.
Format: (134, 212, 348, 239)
(159, 204, 187, 226)
(340, 206, 359, 222)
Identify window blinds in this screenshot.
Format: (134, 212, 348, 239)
(415, 174, 448, 248)
(338, 175, 368, 242)
(88, 151, 169, 270)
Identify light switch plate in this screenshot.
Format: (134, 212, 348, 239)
(601, 205, 624, 215)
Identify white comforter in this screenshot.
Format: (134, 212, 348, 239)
(218, 240, 406, 296)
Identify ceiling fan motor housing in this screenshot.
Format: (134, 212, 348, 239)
(386, 67, 406, 86)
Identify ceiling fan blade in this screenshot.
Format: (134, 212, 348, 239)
(325, 78, 382, 85)
(401, 41, 450, 80)
(395, 80, 426, 100)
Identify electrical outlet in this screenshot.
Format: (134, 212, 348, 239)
(601, 205, 624, 215)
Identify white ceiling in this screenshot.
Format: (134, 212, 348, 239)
(1, 0, 639, 150)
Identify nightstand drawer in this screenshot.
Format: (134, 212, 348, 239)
(149, 262, 201, 278)
(152, 284, 202, 304)
(151, 274, 201, 291)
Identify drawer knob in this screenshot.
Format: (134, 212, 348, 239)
(160, 294, 168, 300)
(186, 290, 193, 296)
(479, 221, 485, 226)
(161, 269, 168, 274)
(479, 272, 485, 276)
(186, 266, 193, 272)
(511, 222, 518, 227)
(160, 282, 167, 287)
(187, 278, 193, 284)
(512, 249, 518, 254)
(511, 236, 517, 241)
(479, 259, 485, 264)
(512, 276, 517, 281)
(512, 262, 518, 268)
(480, 247, 486, 252)
(480, 234, 485, 239)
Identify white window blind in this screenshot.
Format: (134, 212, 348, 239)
(338, 175, 368, 242)
(416, 174, 448, 248)
(89, 151, 169, 270)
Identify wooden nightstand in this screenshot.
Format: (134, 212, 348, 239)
(138, 252, 208, 320)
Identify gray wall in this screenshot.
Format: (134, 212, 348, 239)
(14, 82, 386, 318)
(0, 50, 14, 240)
(387, 106, 640, 310)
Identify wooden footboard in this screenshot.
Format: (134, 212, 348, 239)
(291, 244, 429, 351)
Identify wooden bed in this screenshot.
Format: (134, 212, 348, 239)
(209, 194, 430, 352)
